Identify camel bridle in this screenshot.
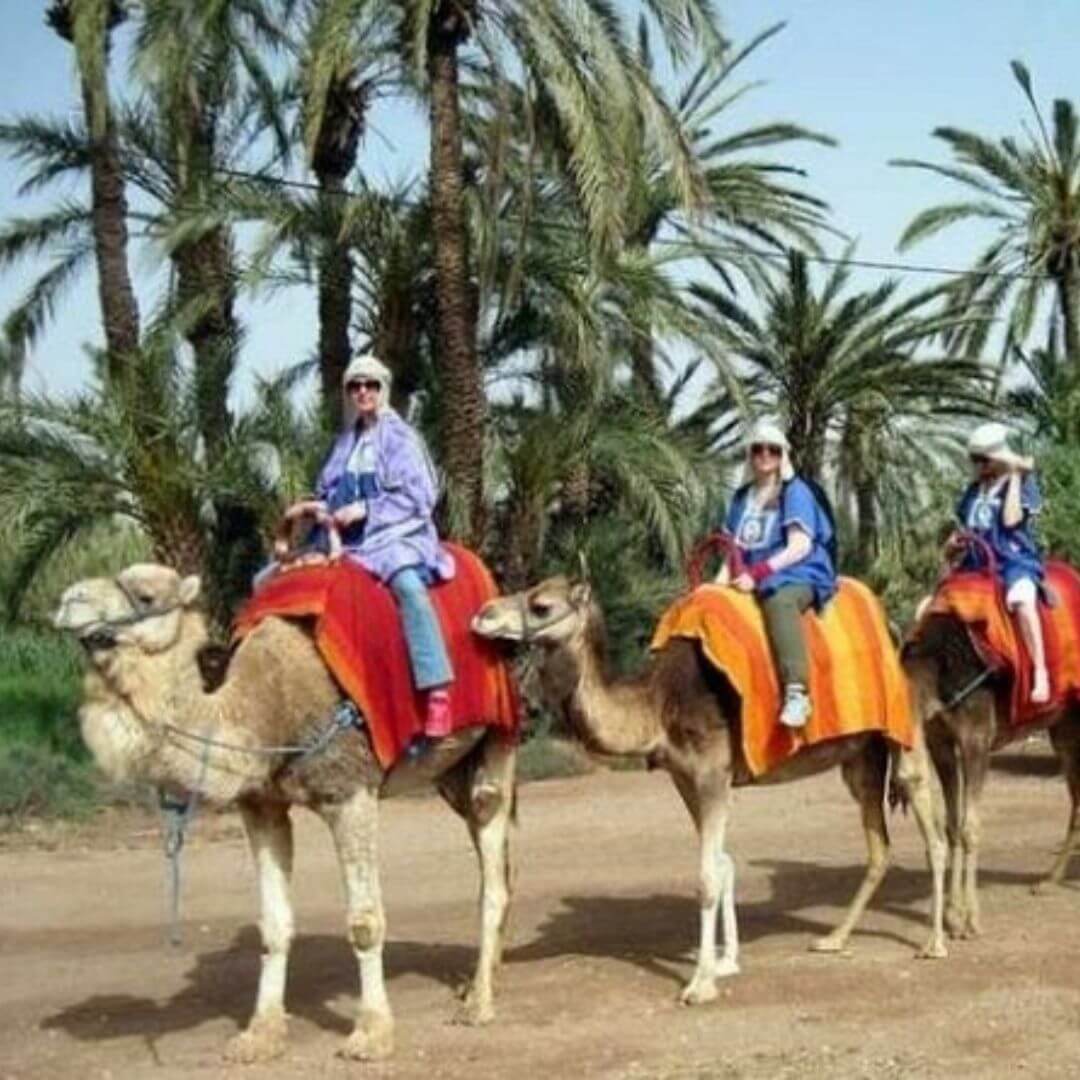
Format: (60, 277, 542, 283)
(71, 575, 185, 651)
(515, 587, 586, 646)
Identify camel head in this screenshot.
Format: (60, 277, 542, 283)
(472, 575, 593, 647)
(54, 563, 205, 663)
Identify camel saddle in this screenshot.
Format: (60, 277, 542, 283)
(911, 560, 1080, 742)
(651, 579, 914, 778)
(233, 544, 520, 767)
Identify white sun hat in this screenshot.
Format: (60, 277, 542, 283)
(744, 417, 795, 481)
(966, 422, 1033, 472)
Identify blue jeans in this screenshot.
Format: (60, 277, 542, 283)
(390, 567, 453, 690)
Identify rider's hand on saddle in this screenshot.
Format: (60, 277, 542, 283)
(284, 499, 329, 522)
(332, 502, 367, 528)
(732, 572, 755, 593)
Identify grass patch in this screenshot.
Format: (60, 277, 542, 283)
(0, 742, 98, 826)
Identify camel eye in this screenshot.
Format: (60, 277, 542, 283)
(529, 600, 553, 617)
(135, 593, 156, 609)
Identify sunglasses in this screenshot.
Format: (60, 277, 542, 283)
(750, 443, 783, 457)
(347, 379, 382, 393)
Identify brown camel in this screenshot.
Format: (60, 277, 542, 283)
(904, 614, 1080, 937)
(472, 575, 948, 1006)
(53, 563, 516, 1063)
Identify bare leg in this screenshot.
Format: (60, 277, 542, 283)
(456, 734, 516, 1025)
(224, 801, 294, 1064)
(892, 729, 948, 958)
(1034, 714, 1080, 892)
(1014, 597, 1049, 702)
(811, 740, 889, 954)
(671, 740, 738, 1006)
(321, 786, 394, 1061)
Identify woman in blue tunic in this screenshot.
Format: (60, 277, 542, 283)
(721, 420, 837, 729)
(954, 422, 1048, 704)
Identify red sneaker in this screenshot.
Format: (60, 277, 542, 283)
(424, 688, 453, 738)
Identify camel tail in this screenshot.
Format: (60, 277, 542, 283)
(886, 749, 911, 816)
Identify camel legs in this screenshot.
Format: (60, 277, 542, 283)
(949, 725, 992, 938)
(892, 729, 949, 958)
(1034, 713, 1080, 892)
(669, 746, 738, 1006)
(927, 730, 968, 934)
(321, 786, 394, 1061)
(810, 739, 890, 954)
(225, 800, 295, 1064)
(455, 734, 517, 1026)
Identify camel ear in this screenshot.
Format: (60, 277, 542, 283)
(569, 580, 592, 608)
(577, 550, 590, 582)
(178, 575, 202, 606)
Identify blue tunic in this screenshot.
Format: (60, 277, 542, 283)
(956, 474, 1044, 590)
(724, 478, 837, 609)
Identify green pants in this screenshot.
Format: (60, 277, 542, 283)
(760, 583, 814, 687)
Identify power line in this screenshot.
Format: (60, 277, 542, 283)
(204, 162, 1051, 283)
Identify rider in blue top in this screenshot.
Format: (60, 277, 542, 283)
(952, 421, 1049, 704)
(721, 419, 838, 729)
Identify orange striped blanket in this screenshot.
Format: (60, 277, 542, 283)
(233, 545, 520, 768)
(651, 580, 914, 778)
(918, 560, 1080, 739)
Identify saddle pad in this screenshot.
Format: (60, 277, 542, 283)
(651, 579, 914, 777)
(233, 544, 520, 767)
(918, 560, 1080, 739)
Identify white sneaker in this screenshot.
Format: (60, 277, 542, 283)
(779, 684, 812, 729)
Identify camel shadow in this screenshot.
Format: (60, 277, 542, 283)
(41, 927, 475, 1044)
(990, 750, 1062, 778)
(506, 857, 1042, 991)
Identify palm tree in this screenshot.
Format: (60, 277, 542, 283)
(44, 0, 140, 380)
(393, 0, 726, 545)
(893, 61, 1080, 365)
(695, 250, 989, 563)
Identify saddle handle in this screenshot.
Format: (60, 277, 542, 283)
(686, 532, 747, 589)
(945, 528, 998, 579)
(273, 500, 343, 565)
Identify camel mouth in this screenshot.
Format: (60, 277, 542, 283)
(77, 627, 118, 653)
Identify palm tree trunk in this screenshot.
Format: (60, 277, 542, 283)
(311, 74, 366, 427)
(315, 186, 353, 427)
(174, 225, 238, 455)
(1057, 264, 1080, 367)
(428, 24, 485, 545)
(82, 75, 140, 381)
(855, 476, 878, 568)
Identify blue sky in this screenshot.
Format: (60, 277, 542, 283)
(1, 0, 1077, 403)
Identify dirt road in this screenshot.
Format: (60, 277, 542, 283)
(2, 753, 1079, 1079)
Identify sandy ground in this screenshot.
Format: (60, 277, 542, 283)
(2, 750, 1079, 1080)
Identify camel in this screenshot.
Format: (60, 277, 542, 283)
(471, 574, 948, 1006)
(53, 563, 516, 1063)
(903, 613, 1080, 937)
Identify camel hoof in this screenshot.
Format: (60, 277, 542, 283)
(808, 935, 849, 955)
(715, 956, 740, 979)
(679, 979, 719, 1006)
(453, 992, 495, 1027)
(944, 908, 966, 938)
(339, 1011, 394, 1061)
(223, 1014, 288, 1064)
(916, 938, 948, 960)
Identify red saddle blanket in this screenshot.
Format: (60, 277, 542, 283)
(651, 579, 914, 778)
(233, 545, 520, 767)
(917, 560, 1080, 739)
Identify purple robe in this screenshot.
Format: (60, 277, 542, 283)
(316, 410, 455, 584)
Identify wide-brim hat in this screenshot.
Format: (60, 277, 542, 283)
(966, 422, 1033, 472)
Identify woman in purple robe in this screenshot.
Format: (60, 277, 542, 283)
(303, 353, 456, 736)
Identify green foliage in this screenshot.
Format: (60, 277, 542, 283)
(1034, 442, 1080, 565)
(0, 743, 98, 825)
